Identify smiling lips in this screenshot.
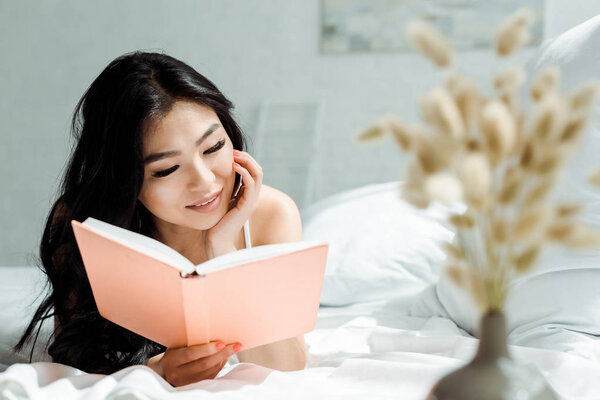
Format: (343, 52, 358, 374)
(186, 189, 223, 208)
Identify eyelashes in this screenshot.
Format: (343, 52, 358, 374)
(151, 139, 226, 178)
(208, 139, 226, 154)
(152, 165, 178, 178)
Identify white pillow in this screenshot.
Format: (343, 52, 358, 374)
(0, 266, 53, 371)
(301, 181, 455, 306)
(412, 266, 600, 361)
(527, 14, 600, 234)
(412, 15, 600, 361)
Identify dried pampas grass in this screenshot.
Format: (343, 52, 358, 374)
(456, 153, 491, 209)
(530, 67, 560, 101)
(420, 87, 465, 140)
(356, 9, 600, 313)
(494, 67, 526, 96)
(407, 20, 453, 68)
(494, 8, 535, 57)
(480, 101, 517, 164)
(424, 172, 464, 204)
(589, 168, 600, 188)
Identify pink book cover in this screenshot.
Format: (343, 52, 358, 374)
(71, 219, 329, 350)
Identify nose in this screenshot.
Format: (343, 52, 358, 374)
(187, 159, 216, 191)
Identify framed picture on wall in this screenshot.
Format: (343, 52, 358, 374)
(320, 0, 545, 54)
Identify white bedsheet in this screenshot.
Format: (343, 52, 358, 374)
(2, 291, 600, 400)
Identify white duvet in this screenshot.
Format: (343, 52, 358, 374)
(2, 293, 600, 399)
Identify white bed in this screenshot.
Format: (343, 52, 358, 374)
(2, 180, 600, 399)
(3, 15, 600, 400)
(2, 269, 600, 399)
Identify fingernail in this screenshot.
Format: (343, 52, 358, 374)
(216, 342, 225, 351)
(233, 344, 242, 353)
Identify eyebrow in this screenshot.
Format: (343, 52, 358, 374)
(143, 123, 221, 165)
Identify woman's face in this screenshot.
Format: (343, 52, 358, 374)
(138, 101, 236, 233)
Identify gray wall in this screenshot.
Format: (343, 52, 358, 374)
(1, 0, 600, 265)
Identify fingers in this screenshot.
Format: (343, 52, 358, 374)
(175, 344, 237, 380)
(161, 342, 242, 387)
(167, 359, 225, 387)
(188, 359, 227, 382)
(233, 150, 263, 188)
(232, 161, 254, 193)
(233, 149, 261, 172)
(168, 341, 226, 364)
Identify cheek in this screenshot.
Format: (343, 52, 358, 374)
(139, 178, 183, 214)
(207, 150, 235, 181)
(221, 153, 237, 186)
(219, 152, 235, 174)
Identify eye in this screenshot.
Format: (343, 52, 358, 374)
(152, 165, 179, 178)
(204, 139, 225, 154)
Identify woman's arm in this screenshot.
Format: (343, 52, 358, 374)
(236, 188, 307, 370)
(145, 352, 165, 376)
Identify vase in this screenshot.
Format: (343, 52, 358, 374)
(427, 311, 557, 400)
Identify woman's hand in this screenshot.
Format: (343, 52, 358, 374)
(146, 341, 242, 387)
(203, 149, 263, 259)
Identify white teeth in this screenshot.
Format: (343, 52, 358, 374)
(195, 195, 217, 207)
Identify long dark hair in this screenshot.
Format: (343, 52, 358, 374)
(15, 51, 247, 374)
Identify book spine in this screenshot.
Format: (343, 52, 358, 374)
(181, 276, 211, 346)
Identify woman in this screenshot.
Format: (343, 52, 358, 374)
(15, 51, 307, 387)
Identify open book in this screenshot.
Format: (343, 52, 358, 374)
(71, 217, 329, 350)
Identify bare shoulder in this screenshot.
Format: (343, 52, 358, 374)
(249, 184, 303, 246)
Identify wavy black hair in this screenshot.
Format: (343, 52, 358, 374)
(14, 51, 247, 374)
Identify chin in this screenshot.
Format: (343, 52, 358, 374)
(190, 216, 222, 230)
(183, 203, 228, 230)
